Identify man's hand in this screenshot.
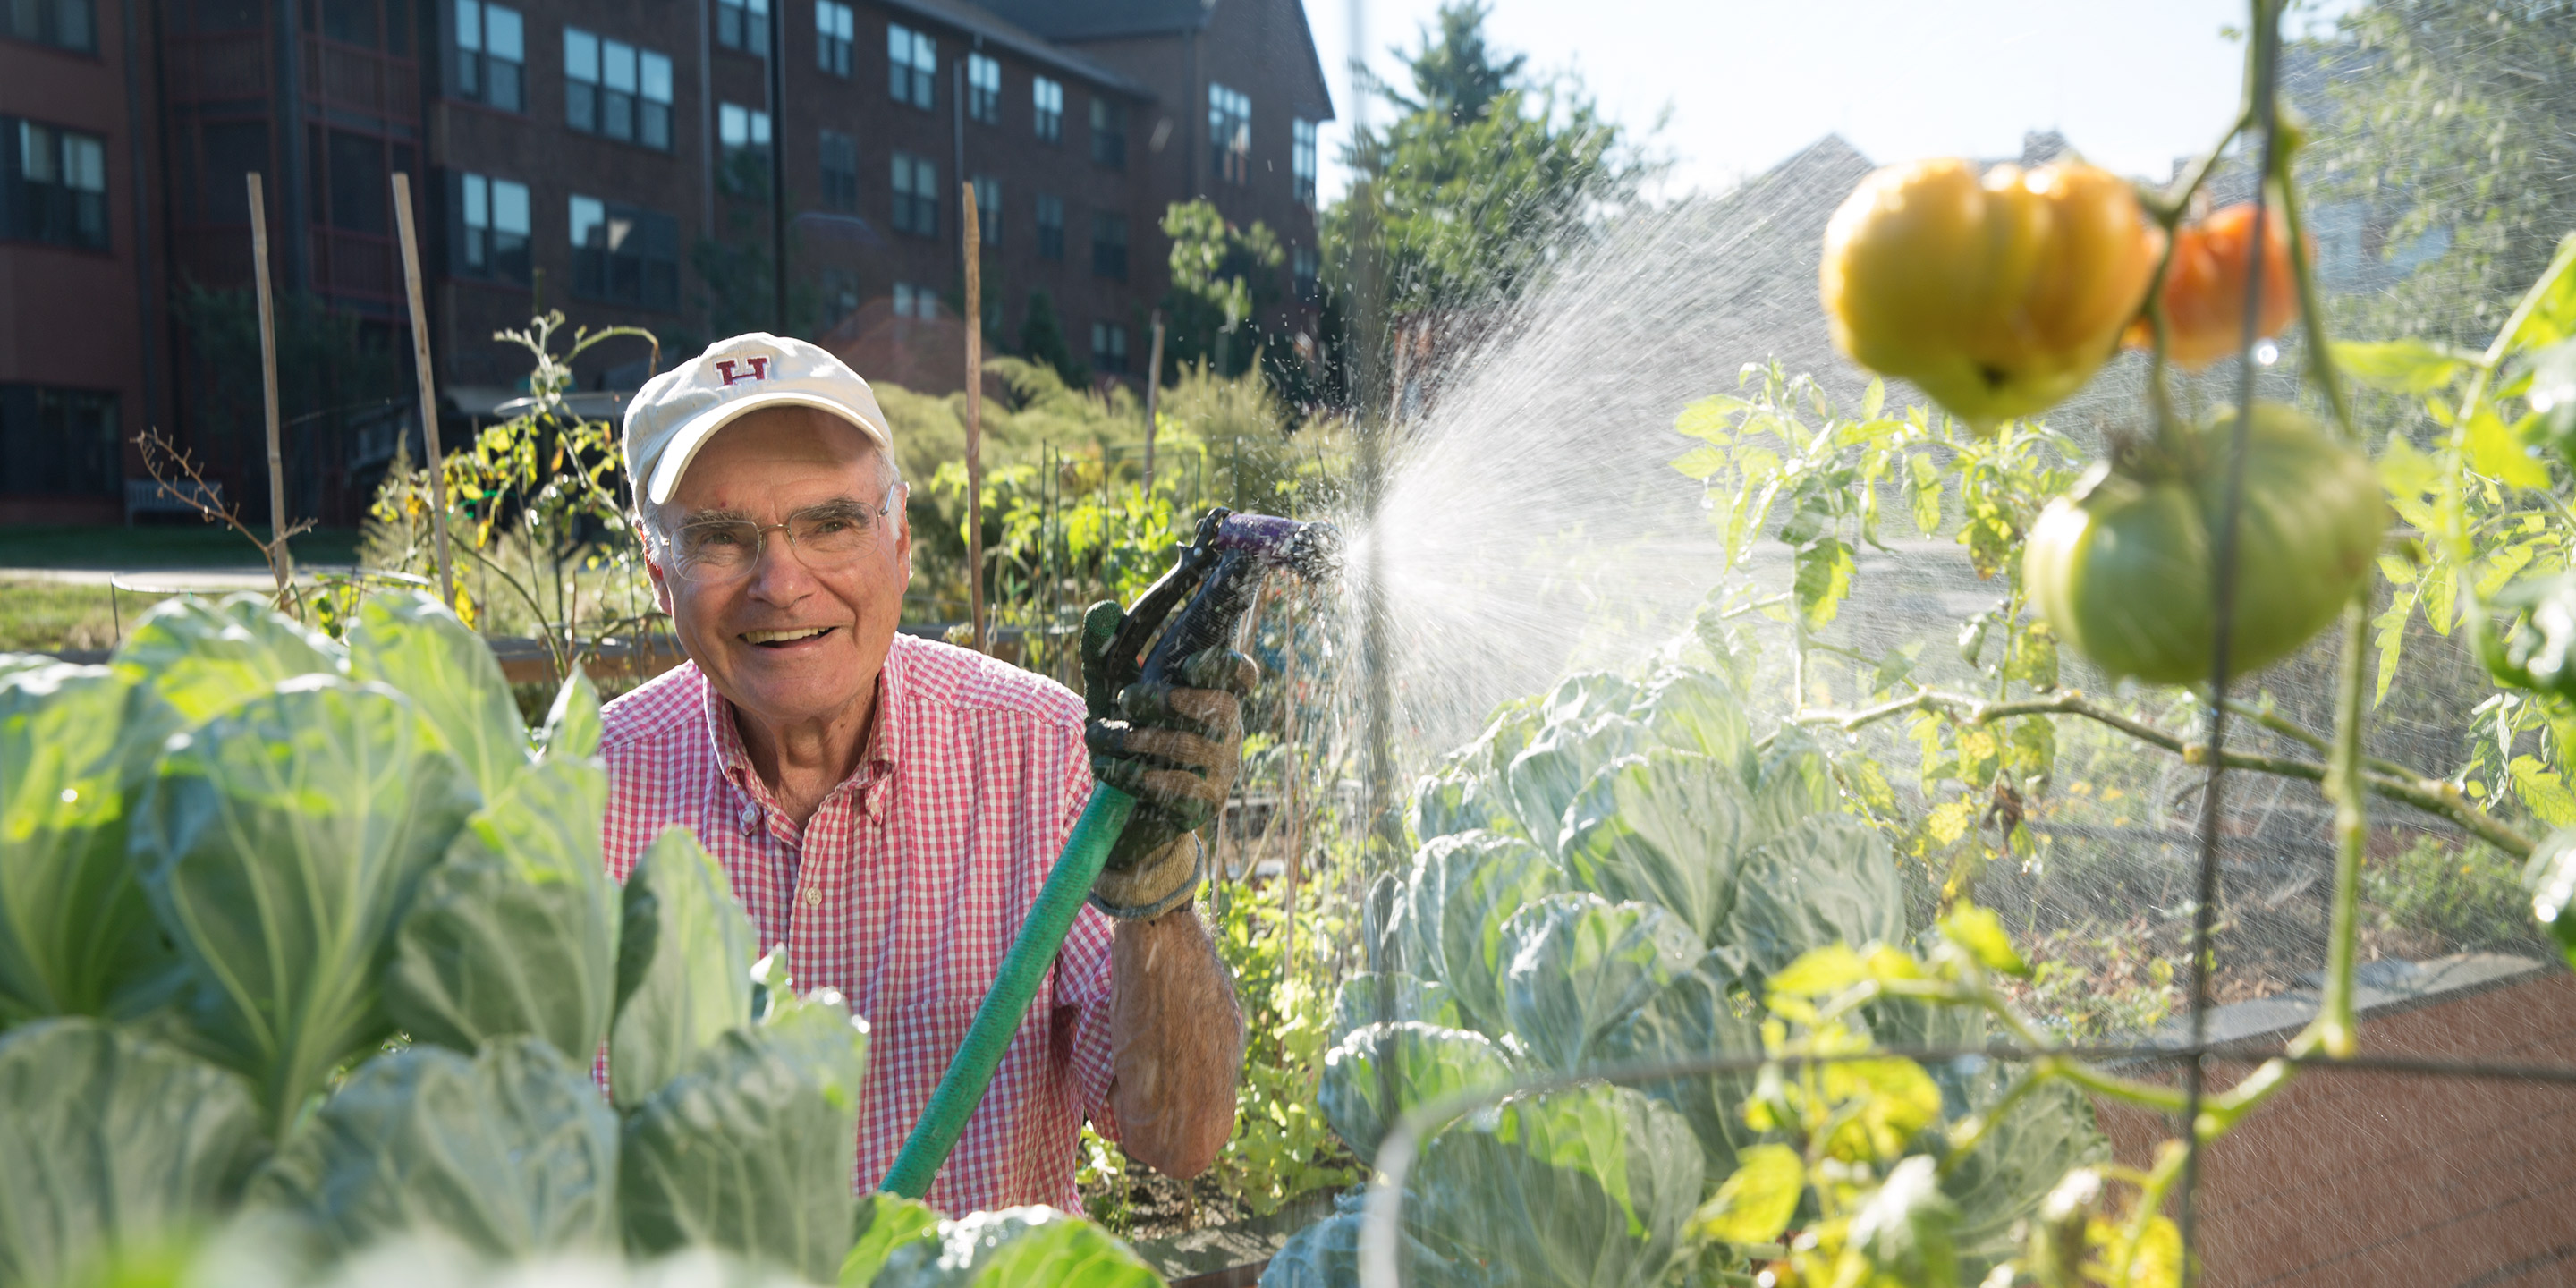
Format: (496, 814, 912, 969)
(1079, 601, 1258, 918)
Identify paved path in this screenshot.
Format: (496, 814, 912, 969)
(0, 566, 361, 591)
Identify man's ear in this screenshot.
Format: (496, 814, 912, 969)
(640, 531, 678, 616)
(894, 485, 914, 583)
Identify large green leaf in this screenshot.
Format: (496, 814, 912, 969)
(542, 668, 605, 760)
(870, 1208, 1162, 1288)
(1560, 750, 1754, 942)
(386, 755, 619, 1062)
(1258, 1199, 1487, 1288)
(1395, 830, 1556, 1034)
(1407, 763, 1510, 845)
(1746, 728, 1842, 843)
(112, 595, 343, 725)
(1940, 1076, 2110, 1271)
(1327, 971, 1461, 1050)
(251, 1035, 619, 1258)
(1500, 894, 1702, 1072)
(1503, 713, 1642, 856)
(0, 665, 183, 1025)
(1628, 666, 1751, 772)
(0, 1019, 265, 1288)
(348, 591, 532, 801)
(1317, 1021, 1513, 1166)
(621, 993, 869, 1282)
(1593, 950, 1764, 1178)
(131, 677, 479, 1129)
(1411, 1083, 1703, 1288)
(840, 1193, 942, 1286)
(611, 826, 759, 1109)
(1721, 815, 1905, 987)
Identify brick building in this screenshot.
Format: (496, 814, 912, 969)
(0, 0, 1330, 521)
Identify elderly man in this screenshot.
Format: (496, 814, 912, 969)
(599, 333, 1248, 1216)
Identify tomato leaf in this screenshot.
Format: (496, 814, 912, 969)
(1794, 538, 1857, 629)
(2468, 408, 2552, 488)
(1938, 902, 2029, 977)
(2332, 339, 2472, 393)
(1692, 1143, 1803, 1245)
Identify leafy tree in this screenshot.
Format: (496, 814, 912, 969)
(2303, 0, 2576, 339)
(1324, 1, 1655, 319)
(1160, 199, 1284, 380)
(1019, 290, 1088, 389)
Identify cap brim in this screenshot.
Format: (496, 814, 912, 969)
(643, 392, 895, 505)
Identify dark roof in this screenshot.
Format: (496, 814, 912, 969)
(878, 0, 1157, 97)
(968, 0, 1216, 41)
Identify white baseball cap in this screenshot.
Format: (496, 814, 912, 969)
(622, 332, 894, 507)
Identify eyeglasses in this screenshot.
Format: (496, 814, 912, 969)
(664, 481, 903, 584)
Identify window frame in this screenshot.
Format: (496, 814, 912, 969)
(564, 27, 674, 151)
(818, 128, 858, 212)
(4, 117, 111, 251)
(889, 150, 938, 238)
(716, 0, 769, 54)
(1089, 209, 1127, 280)
(1032, 76, 1063, 143)
(967, 53, 1001, 124)
(1089, 97, 1126, 169)
(569, 192, 680, 309)
(1208, 83, 1250, 186)
(1292, 117, 1318, 208)
(887, 23, 936, 110)
(1032, 191, 1064, 261)
(456, 169, 531, 284)
(816, 0, 853, 76)
(453, 0, 525, 113)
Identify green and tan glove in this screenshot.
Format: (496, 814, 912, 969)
(1080, 600, 1258, 919)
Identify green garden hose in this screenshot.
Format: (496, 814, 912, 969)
(879, 784, 1136, 1199)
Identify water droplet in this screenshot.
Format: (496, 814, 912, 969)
(2253, 340, 2281, 367)
(59, 788, 76, 804)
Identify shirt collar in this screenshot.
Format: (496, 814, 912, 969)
(699, 640, 908, 801)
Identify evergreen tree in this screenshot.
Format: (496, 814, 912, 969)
(1018, 289, 1088, 388)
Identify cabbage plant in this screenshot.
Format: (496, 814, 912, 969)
(1268, 659, 2105, 1288)
(0, 592, 1157, 1288)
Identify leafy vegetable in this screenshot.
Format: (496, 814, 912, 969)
(1502, 711, 1642, 855)
(348, 592, 534, 801)
(1318, 1021, 1513, 1166)
(1940, 1077, 2110, 1266)
(1746, 728, 1843, 842)
(839, 1194, 942, 1286)
(1722, 815, 1906, 987)
(251, 1035, 620, 1258)
(1560, 750, 1754, 942)
(1410, 1083, 1702, 1288)
(870, 1207, 1162, 1288)
(131, 677, 479, 1128)
(1499, 894, 1702, 1072)
(1593, 949, 1763, 1176)
(1257, 1194, 1468, 1288)
(1629, 665, 1752, 771)
(0, 664, 182, 1024)
(386, 754, 621, 1063)
(1395, 830, 1556, 1033)
(0, 1019, 265, 1288)
(620, 993, 869, 1282)
(1327, 972, 1461, 1049)
(1845, 1156, 1961, 1288)
(113, 595, 343, 725)
(611, 826, 759, 1109)
(543, 669, 606, 760)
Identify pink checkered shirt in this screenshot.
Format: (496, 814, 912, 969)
(598, 633, 1120, 1216)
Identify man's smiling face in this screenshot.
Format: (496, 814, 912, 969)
(647, 405, 911, 737)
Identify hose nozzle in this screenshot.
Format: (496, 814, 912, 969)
(1204, 512, 1343, 583)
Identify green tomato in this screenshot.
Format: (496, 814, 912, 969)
(2023, 403, 2385, 686)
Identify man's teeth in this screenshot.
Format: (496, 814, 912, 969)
(744, 627, 831, 644)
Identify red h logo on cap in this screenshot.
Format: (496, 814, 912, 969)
(714, 356, 771, 386)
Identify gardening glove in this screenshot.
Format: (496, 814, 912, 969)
(1080, 599, 1259, 919)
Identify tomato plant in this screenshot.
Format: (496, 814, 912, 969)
(2121, 201, 2302, 371)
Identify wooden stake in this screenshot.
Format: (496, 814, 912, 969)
(1143, 311, 1165, 496)
(246, 173, 293, 592)
(962, 181, 985, 654)
(391, 174, 458, 606)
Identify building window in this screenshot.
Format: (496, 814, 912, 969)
(819, 267, 859, 328)
(570, 194, 679, 309)
(565, 29, 674, 150)
(892, 282, 936, 319)
(1033, 192, 1063, 260)
(818, 129, 857, 212)
(5, 119, 108, 250)
(889, 151, 936, 238)
(966, 54, 1000, 124)
(716, 0, 767, 53)
(453, 1, 523, 112)
(1292, 244, 1318, 303)
(4, 0, 95, 52)
(888, 23, 934, 110)
(1032, 77, 1063, 143)
(970, 174, 999, 245)
(1292, 118, 1318, 208)
(1090, 322, 1128, 375)
(457, 171, 530, 283)
(0, 386, 118, 496)
(815, 0, 852, 76)
(1089, 97, 1125, 168)
(1208, 83, 1250, 185)
(1090, 210, 1126, 280)
(717, 103, 771, 195)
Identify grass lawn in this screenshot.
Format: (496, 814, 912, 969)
(0, 524, 362, 571)
(0, 580, 177, 653)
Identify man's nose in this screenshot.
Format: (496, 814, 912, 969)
(744, 527, 818, 601)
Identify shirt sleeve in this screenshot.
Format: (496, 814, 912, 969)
(1053, 736, 1123, 1140)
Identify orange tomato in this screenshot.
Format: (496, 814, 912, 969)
(2123, 201, 2304, 370)
(1821, 157, 2161, 435)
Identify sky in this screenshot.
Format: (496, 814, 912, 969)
(1307, 0, 2359, 203)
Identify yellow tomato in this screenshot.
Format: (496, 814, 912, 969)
(1820, 158, 2161, 434)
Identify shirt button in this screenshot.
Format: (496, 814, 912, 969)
(802, 886, 823, 907)
(739, 805, 760, 835)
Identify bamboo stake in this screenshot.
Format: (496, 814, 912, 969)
(1142, 311, 1165, 495)
(245, 174, 292, 592)
(962, 181, 985, 654)
(391, 174, 457, 606)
